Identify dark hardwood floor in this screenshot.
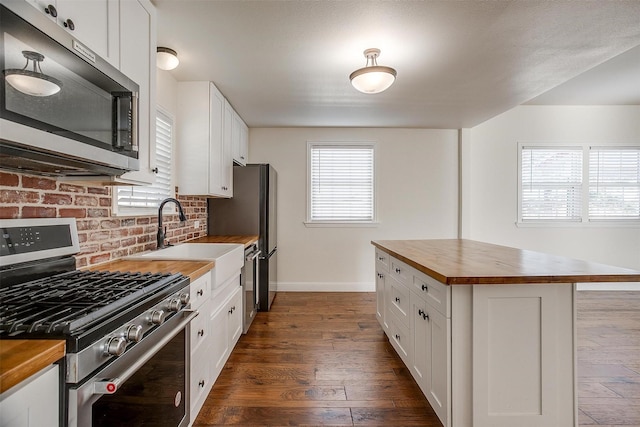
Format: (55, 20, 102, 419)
(194, 290, 640, 426)
(577, 291, 640, 427)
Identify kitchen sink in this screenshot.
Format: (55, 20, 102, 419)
(128, 243, 244, 287)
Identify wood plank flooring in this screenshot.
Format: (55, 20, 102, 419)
(194, 292, 441, 426)
(577, 291, 640, 427)
(194, 290, 640, 426)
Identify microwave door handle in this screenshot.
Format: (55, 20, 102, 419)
(131, 91, 138, 152)
(93, 310, 198, 395)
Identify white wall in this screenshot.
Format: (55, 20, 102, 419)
(468, 106, 640, 283)
(249, 128, 459, 291)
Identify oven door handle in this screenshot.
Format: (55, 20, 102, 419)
(93, 310, 198, 395)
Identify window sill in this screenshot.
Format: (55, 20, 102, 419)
(516, 220, 640, 228)
(304, 221, 380, 228)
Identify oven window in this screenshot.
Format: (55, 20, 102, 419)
(92, 329, 186, 427)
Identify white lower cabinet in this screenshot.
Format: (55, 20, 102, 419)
(0, 364, 59, 427)
(189, 271, 242, 426)
(376, 251, 451, 427)
(376, 249, 576, 427)
(411, 292, 450, 425)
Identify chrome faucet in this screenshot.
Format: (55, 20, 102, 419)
(157, 198, 187, 249)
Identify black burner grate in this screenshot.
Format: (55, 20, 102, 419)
(0, 270, 181, 336)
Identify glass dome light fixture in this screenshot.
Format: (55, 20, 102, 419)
(349, 48, 397, 94)
(156, 47, 179, 70)
(4, 50, 62, 97)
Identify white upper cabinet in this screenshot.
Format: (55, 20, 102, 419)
(25, 0, 119, 67)
(177, 81, 232, 197)
(232, 109, 248, 166)
(116, 0, 156, 185)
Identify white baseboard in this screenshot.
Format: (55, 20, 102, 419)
(577, 282, 640, 291)
(276, 281, 375, 292)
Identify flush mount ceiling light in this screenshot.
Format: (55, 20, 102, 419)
(4, 50, 62, 97)
(349, 48, 397, 94)
(156, 47, 179, 70)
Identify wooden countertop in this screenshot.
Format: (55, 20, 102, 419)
(190, 235, 259, 247)
(0, 340, 65, 394)
(88, 259, 214, 281)
(372, 239, 640, 285)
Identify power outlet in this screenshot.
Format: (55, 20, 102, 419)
(194, 220, 200, 229)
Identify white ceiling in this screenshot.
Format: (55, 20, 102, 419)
(153, 0, 640, 129)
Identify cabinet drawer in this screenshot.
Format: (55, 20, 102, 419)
(190, 273, 211, 309)
(190, 298, 210, 353)
(388, 275, 410, 328)
(390, 258, 411, 286)
(375, 249, 390, 272)
(412, 271, 450, 318)
(388, 311, 412, 366)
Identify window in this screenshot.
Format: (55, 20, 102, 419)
(116, 109, 174, 214)
(520, 147, 583, 221)
(518, 144, 640, 223)
(589, 147, 640, 219)
(307, 142, 376, 225)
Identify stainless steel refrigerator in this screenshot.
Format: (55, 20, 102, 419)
(208, 164, 277, 311)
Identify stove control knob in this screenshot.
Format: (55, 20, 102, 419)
(149, 310, 166, 325)
(180, 293, 190, 305)
(125, 325, 143, 343)
(104, 336, 127, 357)
(167, 298, 182, 312)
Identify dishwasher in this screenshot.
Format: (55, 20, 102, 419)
(242, 243, 261, 333)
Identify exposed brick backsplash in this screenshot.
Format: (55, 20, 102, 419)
(0, 171, 208, 268)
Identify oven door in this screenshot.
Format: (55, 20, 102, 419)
(67, 310, 197, 427)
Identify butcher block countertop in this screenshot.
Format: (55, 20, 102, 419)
(190, 235, 259, 247)
(372, 239, 640, 285)
(87, 259, 214, 281)
(0, 340, 65, 394)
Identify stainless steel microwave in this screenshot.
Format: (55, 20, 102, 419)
(0, 2, 139, 177)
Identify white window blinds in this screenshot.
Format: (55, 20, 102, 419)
(520, 147, 583, 221)
(309, 143, 375, 222)
(117, 110, 173, 210)
(589, 147, 640, 219)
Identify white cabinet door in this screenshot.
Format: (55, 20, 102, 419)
(209, 86, 225, 195)
(228, 285, 242, 345)
(0, 365, 59, 427)
(220, 100, 234, 196)
(375, 270, 386, 330)
(116, 0, 156, 185)
(426, 306, 449, 426)
(209, 299, 230, 382)
(232, 111, 248, 166)
(26, 0, 119, 66)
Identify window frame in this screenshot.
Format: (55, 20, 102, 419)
(305, 141, 378, 228)
(113, 107, 176, 217)
(517, 142, 640, 226)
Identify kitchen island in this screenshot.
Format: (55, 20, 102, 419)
(372, 239, 640, 427)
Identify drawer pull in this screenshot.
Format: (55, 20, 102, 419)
(395, 334, 400, 341)
(418, 309, 429, 321)
(198, 329, 204, 337)
(395, 268, 401, 274)
(199, 380, 205, 388)
(377, 273, 384, 279)
(395, 297, 400, 303)
(197, 289, 204, 296)
(378, 256, 385, 261)
(421, 284, 428, 292)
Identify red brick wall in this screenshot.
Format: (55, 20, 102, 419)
(0, 171, 208, 267)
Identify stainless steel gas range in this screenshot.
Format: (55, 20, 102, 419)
(0, 218, 196, 427)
